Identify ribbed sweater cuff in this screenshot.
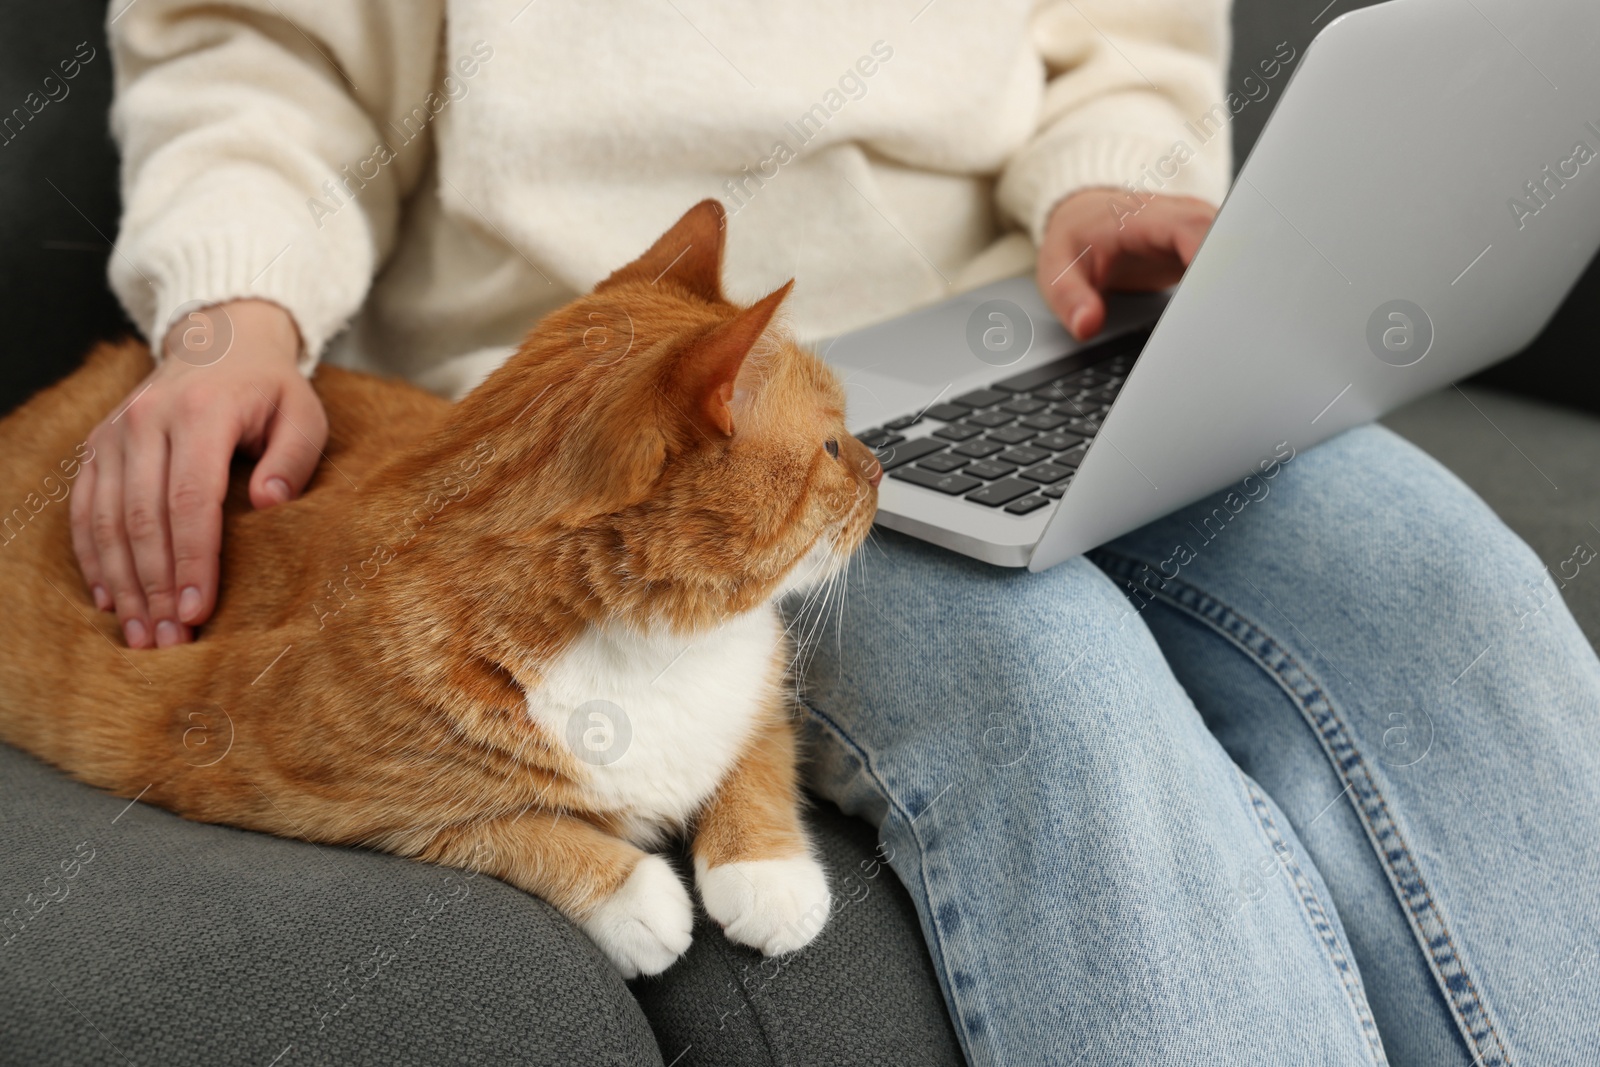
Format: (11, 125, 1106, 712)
(1007, 132, 1229, 245)
(128, 233, 347, 375)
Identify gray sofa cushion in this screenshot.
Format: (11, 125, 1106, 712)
(1383, 387, 1600, 649)
(0, 744, 664, 1067)
(1, 735, 964, 1067)
(635, 800, 963, 1067)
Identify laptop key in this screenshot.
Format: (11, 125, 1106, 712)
(966, 409, 1016, 428)
(991, 328, 1151, 393)
(1034, 431, 1086, 452)
(953, 388, 1011, 408)
(1051, 398, 1099, 418)
(1019, 412, 1071, 431)
(963, 460, 1018, 480)
(856, 428, 904, 449)
(916, 453, 970, 473)
(985, 426, 1037, 445)
(952, 438, 1005, 458)
(996, 446, 1049, 466)
(933, 422, 985, 441)
(1019, 463, 1073, 484)
(883, 413, 923, 430)
(892, 467, 983, 495)
(923, 403, 973, 422)
(964, 478, 1035, 507)
(1005, 495, 1051, 515)
(1043, 480, 1072, 499)
(1056, 445, 1089, 469)
(999, 397, 1048, 414)
(874, 437, 947, 470)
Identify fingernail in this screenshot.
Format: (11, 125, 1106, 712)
(264, 477, 292, 504)
(92, 585, 111, 611)
(124, 619, 147, 648)
(178, 586, 202, 622)
(155, 620, 182, 648)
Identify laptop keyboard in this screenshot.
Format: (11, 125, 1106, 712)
(856, 328, 1148, 517)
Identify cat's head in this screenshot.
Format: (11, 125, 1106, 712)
(465, 200, 880, 625)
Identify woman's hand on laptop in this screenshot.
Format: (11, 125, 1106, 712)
(1038, 189, 1217, 342)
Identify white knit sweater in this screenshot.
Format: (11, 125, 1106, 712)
(107, 0, 1232, 397)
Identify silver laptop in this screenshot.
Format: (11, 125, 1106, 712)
(823, 0, 1600, 570)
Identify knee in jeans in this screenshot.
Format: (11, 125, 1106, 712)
(1271, 427, 1548, 613)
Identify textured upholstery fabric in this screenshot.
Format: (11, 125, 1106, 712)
(635, 800, 964, 1067)
(0, 744, 665, 1066)
(0, 737, 963, 1066)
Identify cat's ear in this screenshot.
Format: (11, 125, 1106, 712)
(671, 280, 793, 438)
(596, 199, 727, 302)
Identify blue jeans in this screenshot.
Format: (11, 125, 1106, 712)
(799, 425, 1600, 1067)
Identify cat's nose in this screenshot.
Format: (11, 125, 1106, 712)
(866, 458, 883, 487)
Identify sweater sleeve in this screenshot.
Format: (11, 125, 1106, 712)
(997, 0, 1234, 245)
(106, 0, 445, 368)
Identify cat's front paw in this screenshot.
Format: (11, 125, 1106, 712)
(580, 854, 694, 978)
(695, 854, 831, 956)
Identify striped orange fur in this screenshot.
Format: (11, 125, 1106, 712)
(0, 201, 880, 975)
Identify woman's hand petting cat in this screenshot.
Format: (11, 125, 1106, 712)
(1037, 188, 1217, 341)
(70, 299, 327, 649)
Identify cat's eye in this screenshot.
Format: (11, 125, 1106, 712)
(824, 439, 839, 458)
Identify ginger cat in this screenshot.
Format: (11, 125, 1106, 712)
(0, 200, 882, 977)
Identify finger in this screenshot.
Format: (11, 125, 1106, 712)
(1172, 214, 1211, 266)
(1042, 244, 1106, 340)
(168, 407, 238, 628)
(122, 424, 189, 648)
(1099, 208, 1206, 293)
(90, 435, 152, 648)
(1119, 198, 1215, 261)
(249, 383, 327, 509)
(70, 440, 110, 611)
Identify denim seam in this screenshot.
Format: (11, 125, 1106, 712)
(800, 698, 989, 1067)
(1237, 769, 1388, 1066)
(1092, 549, 1515, 1067)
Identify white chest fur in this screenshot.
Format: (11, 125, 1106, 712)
(524, 607, 784, 846)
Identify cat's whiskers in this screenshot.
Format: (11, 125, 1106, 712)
(779, 562, 835, 649)
(786, 591, 826, 681)
(793, 559, 846, 690)
(788, 490, 872, 680)
(834, 551, 852, 664)
(773, 539, 839, 645)
(787, 562, 843, 683)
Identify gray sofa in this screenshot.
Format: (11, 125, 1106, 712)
(3, 3, 1597, 1065)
